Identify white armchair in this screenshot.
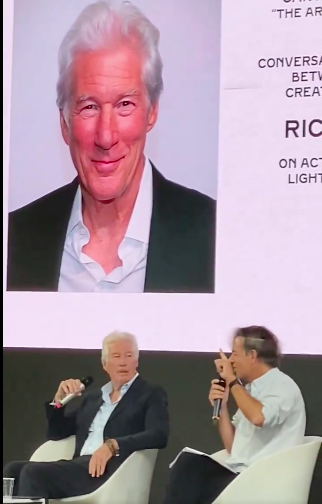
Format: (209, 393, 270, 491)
(30, 436, 158, 504)
(211, 436, 321, 504)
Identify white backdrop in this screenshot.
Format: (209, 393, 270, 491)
(3, 0, 322, 354)
(8, 0, 220, 210)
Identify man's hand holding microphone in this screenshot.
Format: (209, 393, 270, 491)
(208, 351, 238, 453)
(209, 350, 236, 418)
(53, 376, 93, 407)
(209, 378, 229, 415)
(53, 379, 84, 404)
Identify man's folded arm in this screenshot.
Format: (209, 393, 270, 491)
(261, 391, 296, 427)
(45, 401, 78, 440)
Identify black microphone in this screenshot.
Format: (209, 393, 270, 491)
(57, 376, 94, 407)
(212, 378, 226, 423)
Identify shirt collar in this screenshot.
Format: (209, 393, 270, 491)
(66, 183, 82, 236)
(101, 372, 139, 402)
(66, 157, 152, 245)
(125, 157, 152, 244)
(248, 367, 279, 392)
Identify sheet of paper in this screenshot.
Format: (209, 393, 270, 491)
(169, 447, 240, 474)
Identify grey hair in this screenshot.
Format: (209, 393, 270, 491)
(101, 330, 139, 364)
(56, 1, 163, 118)
(233, 326, 281, 368)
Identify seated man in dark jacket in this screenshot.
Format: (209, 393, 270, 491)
(3, 331, 169, 499)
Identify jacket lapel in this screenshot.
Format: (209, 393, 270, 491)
(144, 167, 180, 292)
(106, 375, 145, 425)
(36, 178, 79, 291)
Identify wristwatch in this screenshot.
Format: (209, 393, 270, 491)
(229, 378, 240, 389)
(105, 438, 120, 457)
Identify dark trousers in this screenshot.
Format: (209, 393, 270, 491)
(163, 453, 237, 504)
(3, 455, 123, 499)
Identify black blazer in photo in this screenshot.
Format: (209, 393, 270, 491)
(7, 167, 216, 293)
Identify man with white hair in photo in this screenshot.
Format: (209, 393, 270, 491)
(7, 0, 216, 294)
(3, 330, 169, 499)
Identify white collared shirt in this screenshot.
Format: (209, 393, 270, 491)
(58, 159, 153, 293)
(80, 373, 139, 456)
(226, 368, 306, 471)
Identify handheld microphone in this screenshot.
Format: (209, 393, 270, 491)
(56, 376, 94, 408)
(212, 378, 226, 423)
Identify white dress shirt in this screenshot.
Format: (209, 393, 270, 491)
(58, 159, 153, 293)
(80, 373, 139, 456)
(226, 368, 306, 471)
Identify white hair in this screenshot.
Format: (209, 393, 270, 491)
(101, 330, 139, 364)
(56, 1, 163, 118)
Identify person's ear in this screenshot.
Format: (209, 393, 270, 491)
(146, 102, 159, 133)
(250, 349, 258, 364)
(60, 110, 70, 146)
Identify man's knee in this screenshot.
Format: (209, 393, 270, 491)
(18, 463, 53, 498)
(3, 461, 16, 477)
(175, 453, 199, 470)
(3, 461, 27, 479)
(19, 462, 43, 486)
(169, 453, 199, 481)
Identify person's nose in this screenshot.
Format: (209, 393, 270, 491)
(119, 356, 127, 367)
(95, 106, 119, 151)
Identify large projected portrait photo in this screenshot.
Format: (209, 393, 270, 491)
(6, 0, 220, 294)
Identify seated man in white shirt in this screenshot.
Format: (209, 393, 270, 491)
(163, 325, 306, 504)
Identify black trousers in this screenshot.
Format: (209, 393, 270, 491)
(163, 453, 237, 504)
(3, 455, 123, 499)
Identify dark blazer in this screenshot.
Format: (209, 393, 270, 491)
(7, 167, 216, 293)
(45, 376, 169, 459)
